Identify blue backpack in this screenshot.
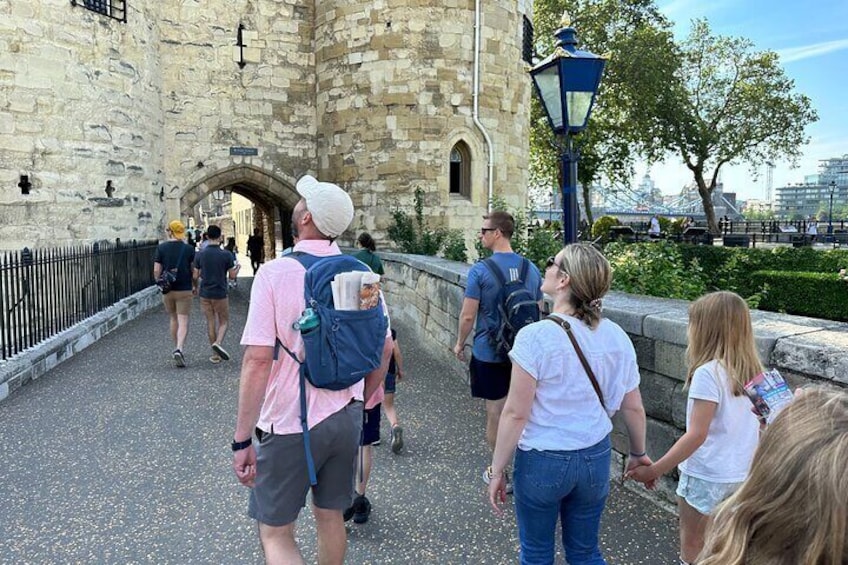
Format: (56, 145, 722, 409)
(482, 257, 540, 359)
(277, 252, 387, 485)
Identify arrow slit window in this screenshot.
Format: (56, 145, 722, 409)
(449, 142, 471, 199)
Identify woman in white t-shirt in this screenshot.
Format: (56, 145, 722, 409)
(627, 291, 762, 565)
(487, 243, 651, 565)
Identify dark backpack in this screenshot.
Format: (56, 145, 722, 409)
(277, 252, 387, 485)
(482, 257, 540, 359)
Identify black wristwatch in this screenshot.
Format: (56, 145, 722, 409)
(231, 438, 253, 452)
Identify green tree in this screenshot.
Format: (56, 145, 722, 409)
(531, 0, 677, 228)
(646, 20, 817, 234)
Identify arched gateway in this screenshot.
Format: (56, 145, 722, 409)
(175, 164, 300, 256)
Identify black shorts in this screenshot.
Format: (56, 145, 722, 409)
(469, 355, 512, 401)
(361, 404, 381, 445)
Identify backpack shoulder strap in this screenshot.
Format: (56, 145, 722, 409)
(518, 257, 530, 282)
(273, 251, 321, 364)
(482, 257, 507, 291)
(287, 251, 321, 270)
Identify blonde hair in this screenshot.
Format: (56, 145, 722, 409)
(558, 243, 611, 329)
(699, 388, 848, 565)
(686, 291, 763, 395)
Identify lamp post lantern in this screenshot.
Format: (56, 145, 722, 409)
(828, 180, 837, 236)
(529, 12, 606, 243)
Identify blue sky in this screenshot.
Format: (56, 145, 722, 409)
(638, 0, 848, 200)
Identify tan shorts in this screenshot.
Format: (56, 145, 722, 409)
(162, 290, 192, 315)
(200, 297, 229, 323)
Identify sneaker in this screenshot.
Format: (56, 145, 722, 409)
(173, 349, 186, 368)
(343, 500, 356, 522)
(371, 437, 381, 446)
(353, 495, 371, 524)
(390, 425, 404, 454)
(211, 343, 230, 361)
(210, 355, 222, 364)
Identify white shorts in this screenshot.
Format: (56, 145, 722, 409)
(676, 472, 742, 515)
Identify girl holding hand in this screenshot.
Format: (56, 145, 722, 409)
(627, 291, 762, 565)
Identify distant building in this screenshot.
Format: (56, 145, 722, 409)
(743, 199, 774, 215)
(774, 155, 848, 218)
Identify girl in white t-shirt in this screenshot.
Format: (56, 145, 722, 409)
(627, 291, 762, 565)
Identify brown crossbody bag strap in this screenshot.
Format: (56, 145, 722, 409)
(546, 315, 606, 409)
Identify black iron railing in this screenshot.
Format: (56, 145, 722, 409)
(0, 240, 156, 361)
(71, 0, 127, 23)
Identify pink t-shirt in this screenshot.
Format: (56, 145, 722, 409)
(241, 240, 386, 435)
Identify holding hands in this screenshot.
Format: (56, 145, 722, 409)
(625, 453, 659, 490)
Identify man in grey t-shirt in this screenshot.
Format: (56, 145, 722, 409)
(193, 225, 238, 363)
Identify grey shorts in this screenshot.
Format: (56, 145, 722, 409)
(676, 472, 743, 515)
(248, 401, 363, 527)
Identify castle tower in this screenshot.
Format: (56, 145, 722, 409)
(1, 0, 533, 251)
(313, 0, 533, 241)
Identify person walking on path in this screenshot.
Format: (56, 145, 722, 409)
(153, 220, 196, 368)
(224, 237, 241, 288)
(247, 228, 264, 274)
(354, 232, 384, 275)
(344, 383, 384, 525)
(627, 291, 762, 565)
(383, 328, 405, 454)
(488, 243, 652, 565)
(232, 175, 392, 564)
(453, 211, 542, 489)
(193, 225, 238, 364)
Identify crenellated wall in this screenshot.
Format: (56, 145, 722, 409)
(380, 252, 848, 503)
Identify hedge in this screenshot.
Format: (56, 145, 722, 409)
(751, 271, 848, 321)
(676, 246, 848, 295)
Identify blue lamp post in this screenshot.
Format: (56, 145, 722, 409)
(529, 12, 606, 243)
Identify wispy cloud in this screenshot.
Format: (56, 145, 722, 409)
(777, 38, 848, 63)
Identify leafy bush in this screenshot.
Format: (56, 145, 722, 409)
(526, 225, 563, 271)
(676, 245, 848, 294)
(604, 241, 706, 300)
(658, 216, 673, 234)
(669, 217, 686, 235)
(591, 215, 620, 243)
(442, 230, 468, 263)
(751, 271, 848, 321)
(387, 187, 453, 257)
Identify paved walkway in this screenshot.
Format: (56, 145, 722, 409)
(0, 278, 679, 563)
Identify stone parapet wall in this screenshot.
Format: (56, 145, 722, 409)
(380, 252, 848, 503)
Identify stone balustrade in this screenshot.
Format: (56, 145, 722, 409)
(380, 252, 848, 503)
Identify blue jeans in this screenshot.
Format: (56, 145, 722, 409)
(513, 436, 611, 565)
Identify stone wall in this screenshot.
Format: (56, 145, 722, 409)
(314, 0, 533, 249)
(0, 0, 166, 246)
(380, 252, 848, 503)
(2, 0, 533, 253)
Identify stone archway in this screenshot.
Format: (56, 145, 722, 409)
(178, 164, 300, 259)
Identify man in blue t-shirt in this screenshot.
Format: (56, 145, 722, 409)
(193, 224, 238, 364)
(453, 211, 542, 486)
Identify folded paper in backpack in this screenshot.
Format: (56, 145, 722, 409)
(330, 272, 381, 311)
